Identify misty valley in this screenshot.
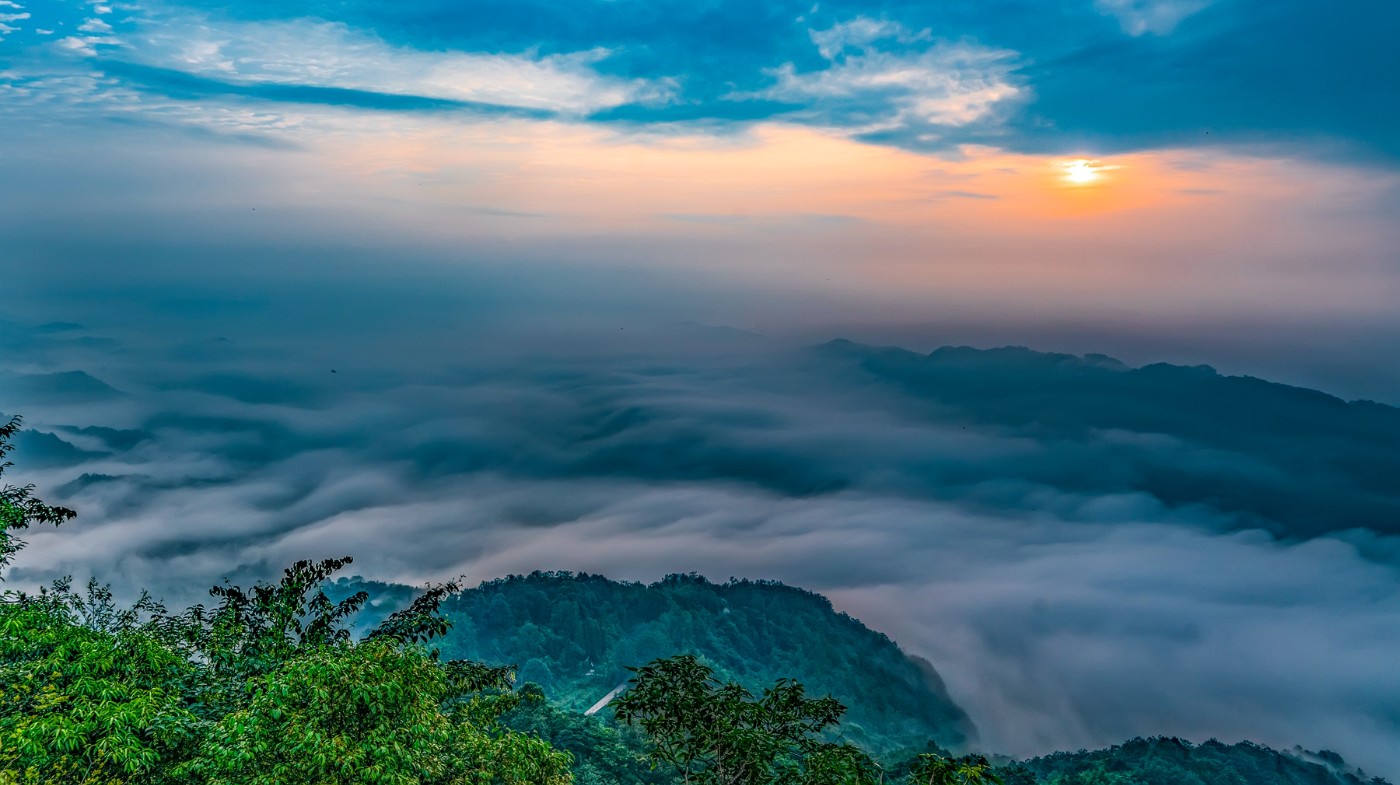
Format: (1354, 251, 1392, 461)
(3, 319, 1399, 784)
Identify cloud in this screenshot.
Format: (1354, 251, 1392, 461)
(1094, 0, 1213, 36)
(3, 0, 1397, 161)
(809, 17, 932, 59)
(114, 12, 674, 115)
(54, 35, 95, 54)
(0, 7, 28, 36)
(3, 306, 1400, 776)
(744, 19, 1024, 143)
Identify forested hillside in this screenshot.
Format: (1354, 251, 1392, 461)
(1016, 737, 1388, 785)
(335, 571, 973, 754)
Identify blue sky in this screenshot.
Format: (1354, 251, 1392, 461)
(4, 0, 1397, 159)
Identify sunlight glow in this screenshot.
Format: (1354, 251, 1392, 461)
(1061, 158, 1114, 185)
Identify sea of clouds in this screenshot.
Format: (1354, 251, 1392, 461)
(4, 299, 1399, 779)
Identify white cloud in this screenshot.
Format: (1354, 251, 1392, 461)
(753, 18, 1023, 132)
(79, 17, 113, 33)
(56, 36, 103, 56)
(127, 13, 673, 115)
(809, 17, 931, 59)
(1095, 0, 1212, 35)
(0, 0, 22, 31)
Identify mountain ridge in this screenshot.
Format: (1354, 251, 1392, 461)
(333, 570, 974, 755)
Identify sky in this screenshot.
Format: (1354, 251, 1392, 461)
(3, 0, 1400, 778)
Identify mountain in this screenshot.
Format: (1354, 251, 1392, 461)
(819, 340, 1400, 538)
(335, 571, 974, 755)
(334, 573, 1389, 785)
(8, 429, 107, 468)
(0, 370, 125, 405)
(1013, 736, 1387, 785)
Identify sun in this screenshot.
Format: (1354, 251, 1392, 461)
(1060, 158, 1115, 185)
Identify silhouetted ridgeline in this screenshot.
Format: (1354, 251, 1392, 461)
(821, 341, 1400, 537)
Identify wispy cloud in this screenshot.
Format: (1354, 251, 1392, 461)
(744, 18, 1024, 142)
(118, 12, 674, 115)
(2, 0, 1396, 160)
(0, 1, 28, 37)
(1095, 0, 1213, 36)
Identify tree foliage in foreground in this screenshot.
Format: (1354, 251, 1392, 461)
(613, 654, 883, 785)
(0, 420, 571, 784)
(0, 562, 572, 785)
(0, 585, 197, 784)
(0, 416, 76, 576)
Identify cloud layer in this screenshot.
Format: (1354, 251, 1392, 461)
(3, 310, 1399, 778)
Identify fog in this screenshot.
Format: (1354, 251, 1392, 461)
(4, 293, 1398, 778)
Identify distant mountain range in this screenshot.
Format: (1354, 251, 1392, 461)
(820, 340, 1400, 538)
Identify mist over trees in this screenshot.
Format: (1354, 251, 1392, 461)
(1, 415, 1391, 785)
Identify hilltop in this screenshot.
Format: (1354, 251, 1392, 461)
(335, 571, 974, 755)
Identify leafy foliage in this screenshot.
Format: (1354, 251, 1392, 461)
(0, 592, 196, 785)
(613, 654, 878, 785)
(355, 570, 972, 754)
(502, 685, 670, 785)
(0, 560, 572, 785)
(906, 753, 1002, 785)
(1019, 737, 1389, 785)
(0, 432, 571, 785)
(0, 416, 76, 575)
(178, 638, 569, 785)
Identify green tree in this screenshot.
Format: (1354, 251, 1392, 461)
(0, 416, 76, 577)
(154, 558, 572, 785)
(178, 639, 571, 785)
(613, 654, 876, 785)
(908, 754, 1002, 785)
(0, 418, 573, 785)
(0, 585, 197, 785)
